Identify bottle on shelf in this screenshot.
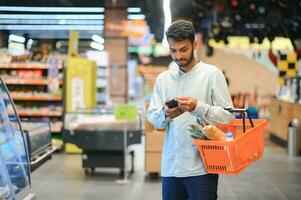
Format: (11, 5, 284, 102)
(226, 131, 234, 141)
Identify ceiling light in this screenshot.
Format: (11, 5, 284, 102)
(90, 42, 104, 51)
(8, 34, 25, 43)
(127, 7, 141, 13)
(0, 14, 104, 20)
(0, 6, 105, 13)
(0, 25, 104, 31)
(9, 42, 25, 50)
(127, 14, 145, 20)
(162, 0, 172, 47)
(92, 34, 105, 44)
(0, 19, 104, 25)
(27, 39, 33, 49)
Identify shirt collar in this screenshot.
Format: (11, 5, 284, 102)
(178, 67, 185, 76)
(177, 60, 201, 76)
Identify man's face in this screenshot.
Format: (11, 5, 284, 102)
(167, 38, 196, 68)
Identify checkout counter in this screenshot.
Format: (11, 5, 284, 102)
(269, 98, 301, 151)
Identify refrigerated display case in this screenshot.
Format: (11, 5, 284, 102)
(0, 76, 35, 199)
(21, 121, 54, 172)
(63, 108, 142, 175)
(0, 155, 13, 199)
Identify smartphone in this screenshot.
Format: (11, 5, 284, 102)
(165, 99, 178, 108)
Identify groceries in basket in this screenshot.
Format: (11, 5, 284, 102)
(192, 108, 268, 174)
(189, 118, 227, 141)
(203, 125, 227, 141)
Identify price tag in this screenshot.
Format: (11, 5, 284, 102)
(114, 104, 137, 121)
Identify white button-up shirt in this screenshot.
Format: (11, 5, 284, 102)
(147, 61, 234, 177)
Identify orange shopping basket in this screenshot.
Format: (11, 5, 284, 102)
(193, 108, 268, 174)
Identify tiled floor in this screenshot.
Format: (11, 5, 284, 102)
(31, 136, 301, 200)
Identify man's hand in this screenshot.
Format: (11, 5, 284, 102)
(163, 105, 184, 119)
(175, 97, 197, 112)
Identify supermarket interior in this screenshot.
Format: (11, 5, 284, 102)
(0, 0, 301, 200)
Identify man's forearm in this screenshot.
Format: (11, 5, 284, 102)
(147, 108, 170, 129)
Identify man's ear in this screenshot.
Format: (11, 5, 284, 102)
(193, 40, 197, 50)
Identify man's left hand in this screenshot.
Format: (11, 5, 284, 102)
(175, 97, 197, 112)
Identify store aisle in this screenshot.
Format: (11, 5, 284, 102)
(31, 137, 301, 200)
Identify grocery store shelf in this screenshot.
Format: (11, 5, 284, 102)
(0, 62, 49, 69)
(1, 59, 65, 139)
(17, 110, 63, 117)
(3, 78, 48, 85)
(3, 78, 64, 85)
(11, 95, 62, 101)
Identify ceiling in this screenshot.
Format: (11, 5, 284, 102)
(0, 0, 193, 42)
(0, 0, 106, 40)
(0, 0, 300, 49)
(0, 0, 105, 7)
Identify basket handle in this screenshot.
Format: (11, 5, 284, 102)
(224, 107, 254, 133)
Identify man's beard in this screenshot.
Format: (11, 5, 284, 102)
(175, 51, 194, 69)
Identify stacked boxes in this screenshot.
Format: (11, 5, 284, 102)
(145, 130, 165, 173)
(144, 100, 165, 174)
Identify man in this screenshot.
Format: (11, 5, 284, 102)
(147, 20, 234, 200)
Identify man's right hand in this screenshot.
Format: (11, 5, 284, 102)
(163, 105, 184, 119)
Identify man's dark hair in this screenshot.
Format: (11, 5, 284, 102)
(165, 20, 195, 43)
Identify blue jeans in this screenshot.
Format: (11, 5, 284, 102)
(162, 174, 219, 200)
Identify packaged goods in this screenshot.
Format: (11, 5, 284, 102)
(203, 125, 227, 141)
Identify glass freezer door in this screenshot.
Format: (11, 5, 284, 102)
(0, 154, 13, 199)
(0, 77, 32, 200)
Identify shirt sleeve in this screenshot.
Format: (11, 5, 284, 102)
(190, 69, 235, 125)
(146, 75, 170, 129)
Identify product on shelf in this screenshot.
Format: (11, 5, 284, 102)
(0, 55, 65, 139)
